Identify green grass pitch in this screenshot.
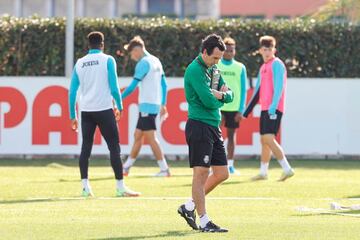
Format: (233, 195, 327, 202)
(0, 158, 360, 240)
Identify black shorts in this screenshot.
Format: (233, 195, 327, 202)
(260, 110, 283, 135)
(136, 112, 157, 131)
(185, 119, 227, 168)
(221, 111, 240, 129)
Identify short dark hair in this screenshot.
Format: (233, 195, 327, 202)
(124, 36, 145, 52)
(201, 34, 226, 55)
(87, 31, 104, 49)
(259, 35, 276, 48)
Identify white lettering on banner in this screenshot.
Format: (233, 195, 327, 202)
(0, 77, 359, 155)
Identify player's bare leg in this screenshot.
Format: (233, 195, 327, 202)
(261, 134, 294, 181)
(123, 129, 144, 176)
(192, 167, 209, 217)
(226, 128, 239, 175)
(205, 165, 229, 194)
(252, 136, 272, 181)
(143, 130, 170, 177)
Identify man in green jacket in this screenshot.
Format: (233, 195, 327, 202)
(177, 34, 233, 233)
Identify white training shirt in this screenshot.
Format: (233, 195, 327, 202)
(138, 54, 164, 106)
(75, 52, 113, 112)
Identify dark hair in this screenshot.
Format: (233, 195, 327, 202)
(201, 34, 226, 55)
(259, 35, 276, 48)
(124, 36, 145, 52)
(87, 31, 104, 49)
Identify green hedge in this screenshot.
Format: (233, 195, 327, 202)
(1, 16, 359, 77)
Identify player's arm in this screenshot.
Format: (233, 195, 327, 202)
(121, 79, 139, 99)
(122, 59, 150, 99)
(187, 70, 224, 109)
(68, 66, 80, 131)
(107, 57, 123, 111)
(68, 66, 80, 120)
(161, 74, 167, 106)
(243, 72, 260, 118)
(160, 73, 168, 120)
(218, 76, 234, 103)
(239, 65, 247, 114)
(269, 60, 285, 115)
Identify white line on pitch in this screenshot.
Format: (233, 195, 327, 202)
(321, 198, 360, 201)
(98, 197, 278, 200)
(23, 196, 278, 201)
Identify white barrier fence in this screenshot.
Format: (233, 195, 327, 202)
(0, 77, 359, 155)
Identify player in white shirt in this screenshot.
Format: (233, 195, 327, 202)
(121, 36, 170, 177)
(68, 31, 140, 197)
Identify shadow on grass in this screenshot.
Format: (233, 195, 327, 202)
(342, 210, 360, 215)
(0, 158, 188, 168)
(29, 176, 115, 184)
(1, 158, 360, 170)
(31, 173, 193, 184)
(129, 174, 193, 179)
(0, 197, 86, 205)
(171, 180, 251, 188)
(222, 180, 252, 185)
(92, 230, 197, 240)
(347, 195, 360, 199)
(294, 209, 360, 218)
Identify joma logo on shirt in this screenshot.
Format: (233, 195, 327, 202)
(221, 71, 236, 76)
(81, 60, 99, 68)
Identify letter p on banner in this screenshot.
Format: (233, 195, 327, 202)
(0, 87, 27, 144)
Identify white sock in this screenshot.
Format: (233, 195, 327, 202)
(157, 159, 169, 171)
(228, 159, 234, 167)
(123, 156, 136, 169)
(184, 199, 195, 211)
(81, 179, 91, 191)
(200, 214, 210, 228)
(278, 157, 291, 173)
(260, 162, 269, 176)
(116, 179, 125, 191)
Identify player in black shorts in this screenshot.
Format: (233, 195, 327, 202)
(120, 36, 170, 177)
(220, 111, 241, 174)
(260, 110, 283, 135)
(178, 34, 233, 232)
(244, 35, 294, 182)
(185, 119, 228, 169)
(217, 37, 248, 175)
(136, 113, 157, 131)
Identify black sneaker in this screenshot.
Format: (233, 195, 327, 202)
(200, 221, 228, 233)
(177, 204, 198, 230)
